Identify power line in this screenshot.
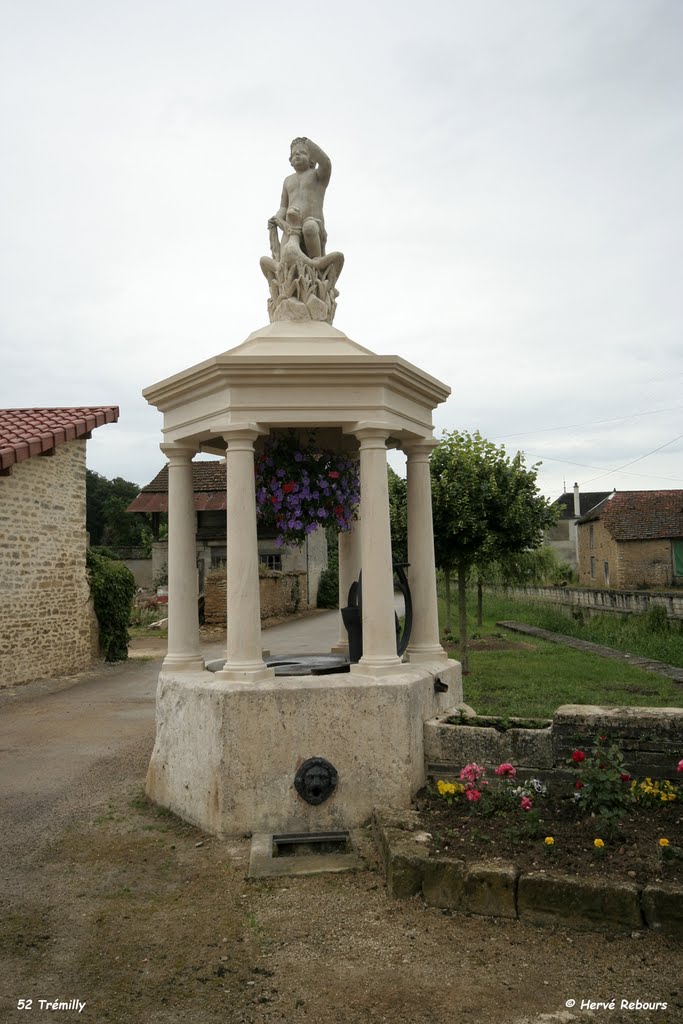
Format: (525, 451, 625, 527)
(581, 434, 683, 485)
(492, 404, 683, 441)
(522, 452, 682, 483)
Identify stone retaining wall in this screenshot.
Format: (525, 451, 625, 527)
(204, 566, 306, 625)
(0, 440, 99, 688)
(496, 585, 683, 620)
(425, 704, 683, 781)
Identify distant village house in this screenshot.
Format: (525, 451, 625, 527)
(576, 489, 683, 589)
(127, 460, 328, 620)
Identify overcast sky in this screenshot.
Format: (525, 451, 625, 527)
(2, 0, 681, 499)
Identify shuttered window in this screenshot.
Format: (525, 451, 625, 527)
(674, 540, 683, 577)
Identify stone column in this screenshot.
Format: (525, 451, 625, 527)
(351, 428, 402, 675)
(331, 515, 362, 654)
(404, 442, 448, 663)
(161, 443, 204, 672)
(215, 426, 274, 682)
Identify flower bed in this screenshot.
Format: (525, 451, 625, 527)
(416, 747, 683, 890)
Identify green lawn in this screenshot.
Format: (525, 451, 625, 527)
(439, 592, 683, 718)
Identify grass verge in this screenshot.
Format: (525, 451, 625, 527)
(439, 592, 683, 719)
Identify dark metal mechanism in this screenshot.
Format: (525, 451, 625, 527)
(294, 757, 338, 805)
(341, 562, 413, 664)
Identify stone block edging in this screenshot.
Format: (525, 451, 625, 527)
(372, 809, 683, 938)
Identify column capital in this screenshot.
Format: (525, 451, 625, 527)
(210, 422, 267, 446)
(352, 423, 389, 448)
(160, 442, 197, 464)
(402, 438, 438, 459)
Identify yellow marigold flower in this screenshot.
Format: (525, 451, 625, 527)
(544, 837, 554, 846)
(594, 838, 605, 849)
(436, 780, 454, 796)
(659, 838, 670, 847)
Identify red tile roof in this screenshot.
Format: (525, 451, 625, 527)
(127, 461, 227, 513)
(0, 407, 119, 471)
(578, 490, 683, 540)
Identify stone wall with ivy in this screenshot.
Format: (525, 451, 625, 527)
(204, 567, 306, 625)
(0, 440, 99, 688)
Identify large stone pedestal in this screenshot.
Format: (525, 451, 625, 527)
(145, 660, 462, 836)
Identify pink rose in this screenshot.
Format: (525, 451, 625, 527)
(520, 796, 532, 812)
(465, 789, 481, 802)
(494, 763, 516, 778)
(678, 759, 683, 773)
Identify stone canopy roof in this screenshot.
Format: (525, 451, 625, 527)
(577, 490, 683, 541)
(0, 407, 119, 471)
(127, 460, 227, 513)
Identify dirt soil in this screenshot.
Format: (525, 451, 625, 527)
(415, 791, 683, 886)
(1, 661, 682, 1024)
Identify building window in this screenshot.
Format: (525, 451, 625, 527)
(590, 556, 596, 579)
(210, 548, 227, 568)
(674, 539, 683, 577)
(260, 553, 282, 572)
(589, 525, 594, 552)
(603, 561, 609, 586)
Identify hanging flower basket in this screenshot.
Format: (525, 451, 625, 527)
(255, 432, 359, 547)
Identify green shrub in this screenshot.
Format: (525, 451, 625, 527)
(87, 549, 137, 661)
(317, 566, 339, 609)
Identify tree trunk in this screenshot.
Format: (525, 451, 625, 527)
(458, 563, 469, 672)
(443, 568, 452, 632)
(477, 576, 483, 627)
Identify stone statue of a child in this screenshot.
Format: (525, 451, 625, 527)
(268, 137, 331, 259)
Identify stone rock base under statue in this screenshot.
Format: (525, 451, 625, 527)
(145, 661, 462, 836)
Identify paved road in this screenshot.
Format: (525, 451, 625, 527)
(0, 610, 348, 857)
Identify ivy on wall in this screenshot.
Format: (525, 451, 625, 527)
(86, 550, 136, 662)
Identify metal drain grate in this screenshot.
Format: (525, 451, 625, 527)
(249, 830, 364, 878)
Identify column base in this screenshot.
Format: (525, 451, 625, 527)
(216, 662, 275, 682)
(406, 645, 449, 664)
(351, 657, 404, 678)
(162, 654, 205, 672)
(330, 640, 350, 656)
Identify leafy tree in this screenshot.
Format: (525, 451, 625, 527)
(387, 466, 407, 563)
(86, 470, 157, 550)
(430, 430, 557, 670)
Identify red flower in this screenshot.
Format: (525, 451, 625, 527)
(271, 496, 278, 504)
(572, 750, 585, 763)
(282, 482, 296, 494)
(620, 773, 631, 783)
(575, 780, 584, 790)
(328, 471, 340, 479)
(334, 505, 344, 518)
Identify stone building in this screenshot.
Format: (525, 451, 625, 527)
(545, 484, 612, 570)
(127, 459, 328, 608)
(576, 489, 683, 589)
(0, 407, 118, 688)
